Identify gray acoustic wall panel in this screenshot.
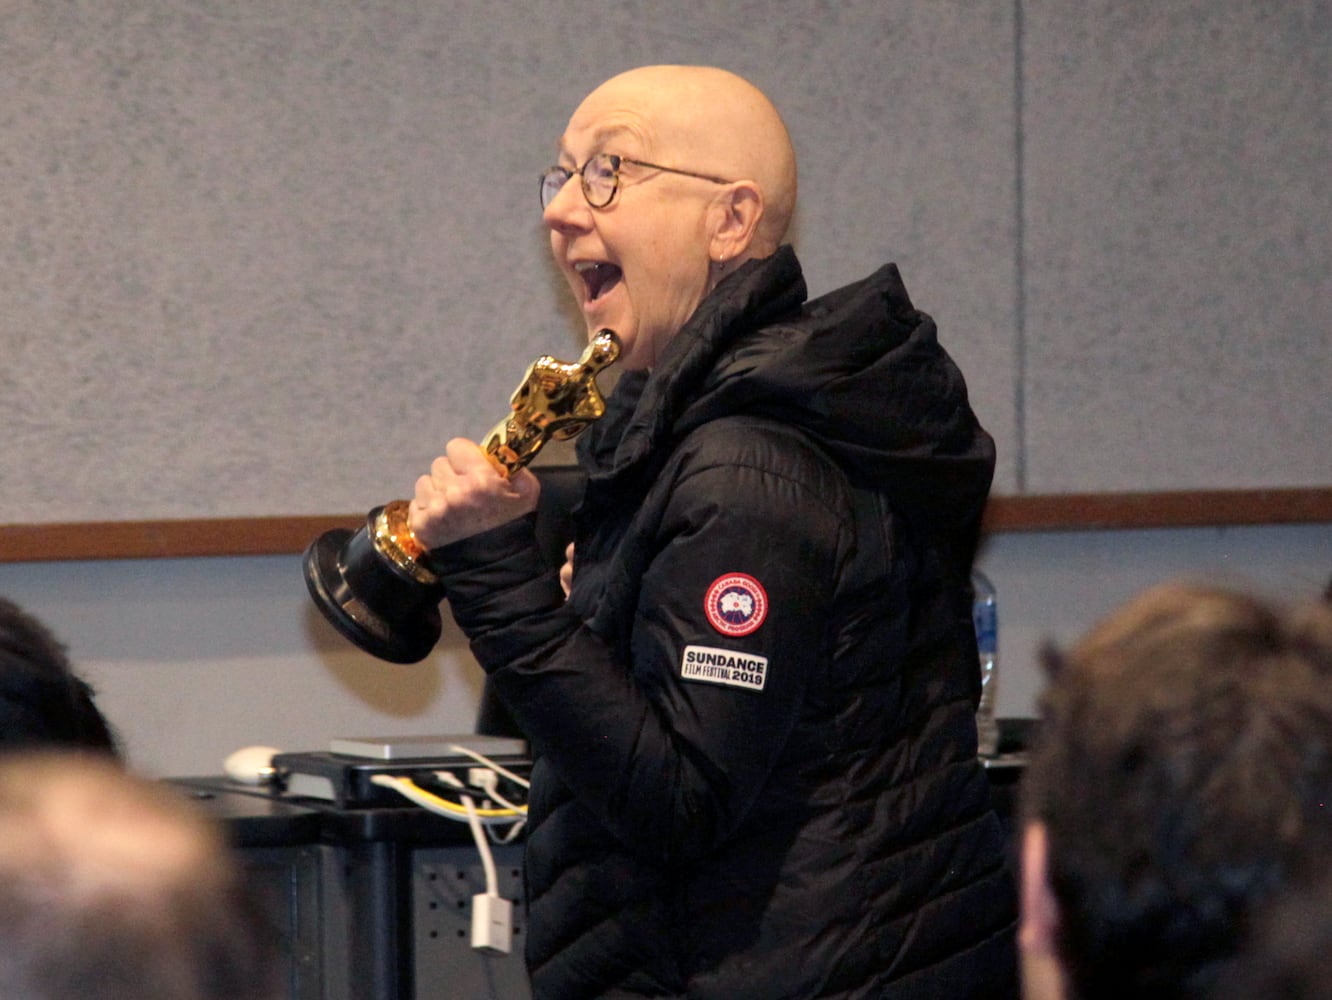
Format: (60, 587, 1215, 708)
(1, 1, 1020, 521)
(1020, 1, 1330, 491)
(5, 1, 1324, 525)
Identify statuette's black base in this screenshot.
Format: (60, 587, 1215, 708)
(303, 509, 445, 665)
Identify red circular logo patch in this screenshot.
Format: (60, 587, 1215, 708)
(704, 574, 768, 636)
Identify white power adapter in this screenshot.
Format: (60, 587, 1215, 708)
(472, 892, 513, 954)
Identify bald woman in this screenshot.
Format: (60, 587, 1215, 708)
(411, 66, 1016, 999)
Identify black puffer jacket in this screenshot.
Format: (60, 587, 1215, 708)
(433, 246, 1017, 999)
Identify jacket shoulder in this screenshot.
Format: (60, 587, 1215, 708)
(672, 414, 852, 508)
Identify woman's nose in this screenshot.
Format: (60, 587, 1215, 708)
(542, 176, 590, 233)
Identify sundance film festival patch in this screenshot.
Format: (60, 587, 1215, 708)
(681, 645, 768, 692)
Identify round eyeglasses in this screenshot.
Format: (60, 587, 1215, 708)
(539, 153, 732, 210)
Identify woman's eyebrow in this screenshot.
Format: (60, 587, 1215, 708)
(557, 124, 637, 164)
(590, 124, 633, 147)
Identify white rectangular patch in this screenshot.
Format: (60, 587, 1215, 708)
(681, 645, 768, 692)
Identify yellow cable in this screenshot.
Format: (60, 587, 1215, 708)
(370, 774, 525, 820)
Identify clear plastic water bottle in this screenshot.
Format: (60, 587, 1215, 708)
(972, 570, 999, 757)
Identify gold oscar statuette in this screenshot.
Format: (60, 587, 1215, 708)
(303, 329, 620, 663)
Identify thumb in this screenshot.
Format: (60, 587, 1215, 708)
(509, 467, 542, 505)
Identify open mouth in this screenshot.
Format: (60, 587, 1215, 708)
(574, 261, 623, 302)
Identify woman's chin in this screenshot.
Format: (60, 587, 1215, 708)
(611, 332, 653, 371)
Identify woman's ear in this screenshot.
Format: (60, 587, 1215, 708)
(709, 180, 764, 263)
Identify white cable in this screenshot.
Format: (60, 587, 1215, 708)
(485, 786, 527, 815)
(488, 820, 526, 845)
(369, 771, 516, 953)
(446, 743, 532, 789)
(449, 769, 528, 815)
(367, 774, 521, 826)
(435, 771, 498, 897)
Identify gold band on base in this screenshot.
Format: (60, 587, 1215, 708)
(372, 500, 439, 585)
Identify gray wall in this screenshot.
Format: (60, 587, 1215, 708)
(2, 524, 1329, 776)
(4, 1, 1328, 526)
(1, 1, 1329, 775)
(1020, 1, 1329, 489)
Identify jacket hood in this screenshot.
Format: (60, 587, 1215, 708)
(579, 245, 995, 529)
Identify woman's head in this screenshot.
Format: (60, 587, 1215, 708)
(542, 66, 796, 369)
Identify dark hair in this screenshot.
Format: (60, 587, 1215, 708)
(0, 597, 120, 755)
(1208, 859, 1332, 1000)
(1022, 583, 1332, 1000)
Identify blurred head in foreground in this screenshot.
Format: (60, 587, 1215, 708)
(1019, 582, 1332, 1000)
(0, 751, 280, 1000)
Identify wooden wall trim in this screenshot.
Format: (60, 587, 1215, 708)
(0, 515, 363, 564)
(1, 488, 1329, 563)
(981, 487, 1332, 533)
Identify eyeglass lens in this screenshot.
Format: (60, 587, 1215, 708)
(540, 154, 621, 210)
(539, 169, 570, 210)
(580, 155, 618, 206)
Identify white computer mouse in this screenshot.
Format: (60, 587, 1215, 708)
(223, 745, 283, 786)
